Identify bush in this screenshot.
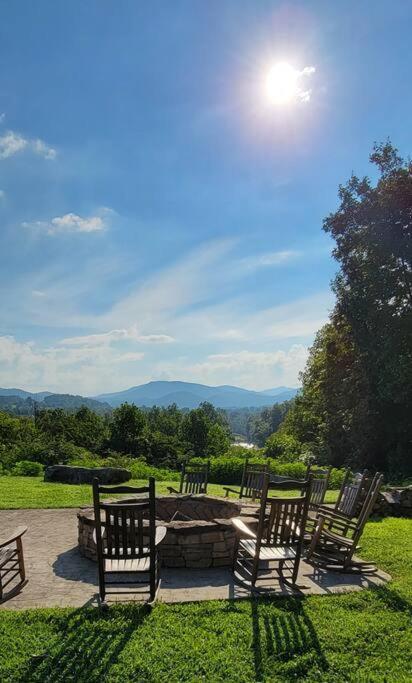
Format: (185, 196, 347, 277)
(192, 455, 347, 489)
(11, 460, 44, 477)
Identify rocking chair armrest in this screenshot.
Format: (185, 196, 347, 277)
(155, 525, 167, 546)
(315, 507, 357, 529)
(222, 486, 239, 496)
(0, 525, 27, 548)
(319, 526, 355, 548)
(167, 486, 179, 494)
(231, 517, 257, 539)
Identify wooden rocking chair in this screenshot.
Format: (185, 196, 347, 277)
(0, 525, 27, 603)
(231, 475, 312, 590)
(223, 459, 269, 501)
(306, 472, 383, 573)
(167, 460, 209, 495)
(93, 477, 166, 605)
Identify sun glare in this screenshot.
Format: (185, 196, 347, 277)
(264, 62, 315, 106)
(265, 63, 299, 104)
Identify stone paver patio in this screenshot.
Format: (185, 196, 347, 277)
(0, 509, 390, 609)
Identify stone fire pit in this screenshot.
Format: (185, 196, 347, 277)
(78, 494, 241, 568)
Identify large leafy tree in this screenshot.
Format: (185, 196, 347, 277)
(325, 142, 412, 474)
(288, 142, 412, 475)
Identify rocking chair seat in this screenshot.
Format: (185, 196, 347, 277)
(105, 556, 153, 572)
(318, 526, 355, 548)
(240, 538, 298, 561)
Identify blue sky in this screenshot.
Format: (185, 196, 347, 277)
(0, 1, 411, 395)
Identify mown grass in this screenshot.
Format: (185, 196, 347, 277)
(0, 476, 339, 509)
(0, 517, 410, 682)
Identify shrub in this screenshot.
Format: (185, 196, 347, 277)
(11, 460, 44, 477)
(192, 455, 347, 489)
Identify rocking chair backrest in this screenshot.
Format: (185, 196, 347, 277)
(180, 461, 209, 494)
(335, 469, 369, 518)
(305, 466, 331, 508)
(354, 472, 383, 541)
(92, 478, 156, 560)
(240, 459, 269, 499)
(256, 476, 312, 550)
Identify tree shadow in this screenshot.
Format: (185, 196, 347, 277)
(369, 583, 412, 616)
(250, 597, 328, 681)
(17, 603, 151, 683)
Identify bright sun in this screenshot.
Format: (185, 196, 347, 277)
(265, 62, 301, 105)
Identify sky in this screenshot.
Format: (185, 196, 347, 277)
(0, 1, 411, 395)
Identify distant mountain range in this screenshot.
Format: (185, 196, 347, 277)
(0, 381, 298, 412)
(95, 381, 298, 408)
(0, 389, 111, 415)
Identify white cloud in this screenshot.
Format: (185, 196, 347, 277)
(0, 190, 5, 200)
(157, 345, 308, 389)
(0, 335, 146, 395)
(22, 207, 112, 235)
(60, 326, 175, 347)
(243, 250, 300, 270)
(0, 130, 56, 160)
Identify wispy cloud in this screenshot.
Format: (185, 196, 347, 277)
(156, 345, 307, 389)
(0, 335, 146, 395)
(242, 249, 301, 270)
(22, 207, 113, 235)
(60, 326, 174, 347)
(0, 189, 5, 200)
(0, 130, 56, 160)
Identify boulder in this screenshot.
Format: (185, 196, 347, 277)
(373, 486, 412, 518)
(44, 464, 131, 485)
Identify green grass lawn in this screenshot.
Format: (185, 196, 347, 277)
(0, 477, 410, 681)
(0, 517, 410, 682)
(0, 476, 339, 509)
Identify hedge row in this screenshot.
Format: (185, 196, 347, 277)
(193, 456, 347, 489)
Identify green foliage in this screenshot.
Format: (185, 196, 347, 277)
(264, 431, 302, 461)
(192, 455, 346, 488)
(109, 404, 147, 455)
(282, 143, 412, 476)
(180, 402, 230, 457)
(11, 460, 44, 476)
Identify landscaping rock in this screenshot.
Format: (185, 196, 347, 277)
(44, 465, 131, 485)
(373, 486, 412, 518)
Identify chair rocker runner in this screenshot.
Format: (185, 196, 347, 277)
(231, 475, 312, 590)
(223, 459, 269, 501)
(0, 525, 27, 603)
(306, 472, 383, 573)
(167, 460, 209, 495)
(93, 477, 166, 605)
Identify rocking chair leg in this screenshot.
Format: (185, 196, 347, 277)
(16, 537, 26, 583)
(149, 563, 156, 602)
(231, 537, 240, 572)
(251, 556, 259, 586)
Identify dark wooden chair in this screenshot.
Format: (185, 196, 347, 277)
(92, 477, 166, 605)
(223, 459, 269, 501)
(305, 465, 331, 510)
(306, 472, 383, 573)
(167, 460, 209, 495)
(0, 525, 27, 603)
(332, 469, 370, 518)
(231, 475, 312, 589)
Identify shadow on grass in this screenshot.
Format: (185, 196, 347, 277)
(251, 597, 328, 680)
(369, 583, 412, 616)
(17, 603, 151, 683)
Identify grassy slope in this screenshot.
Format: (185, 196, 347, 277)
(0, 476, 340, 509)
(0, 518, 410, 682)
